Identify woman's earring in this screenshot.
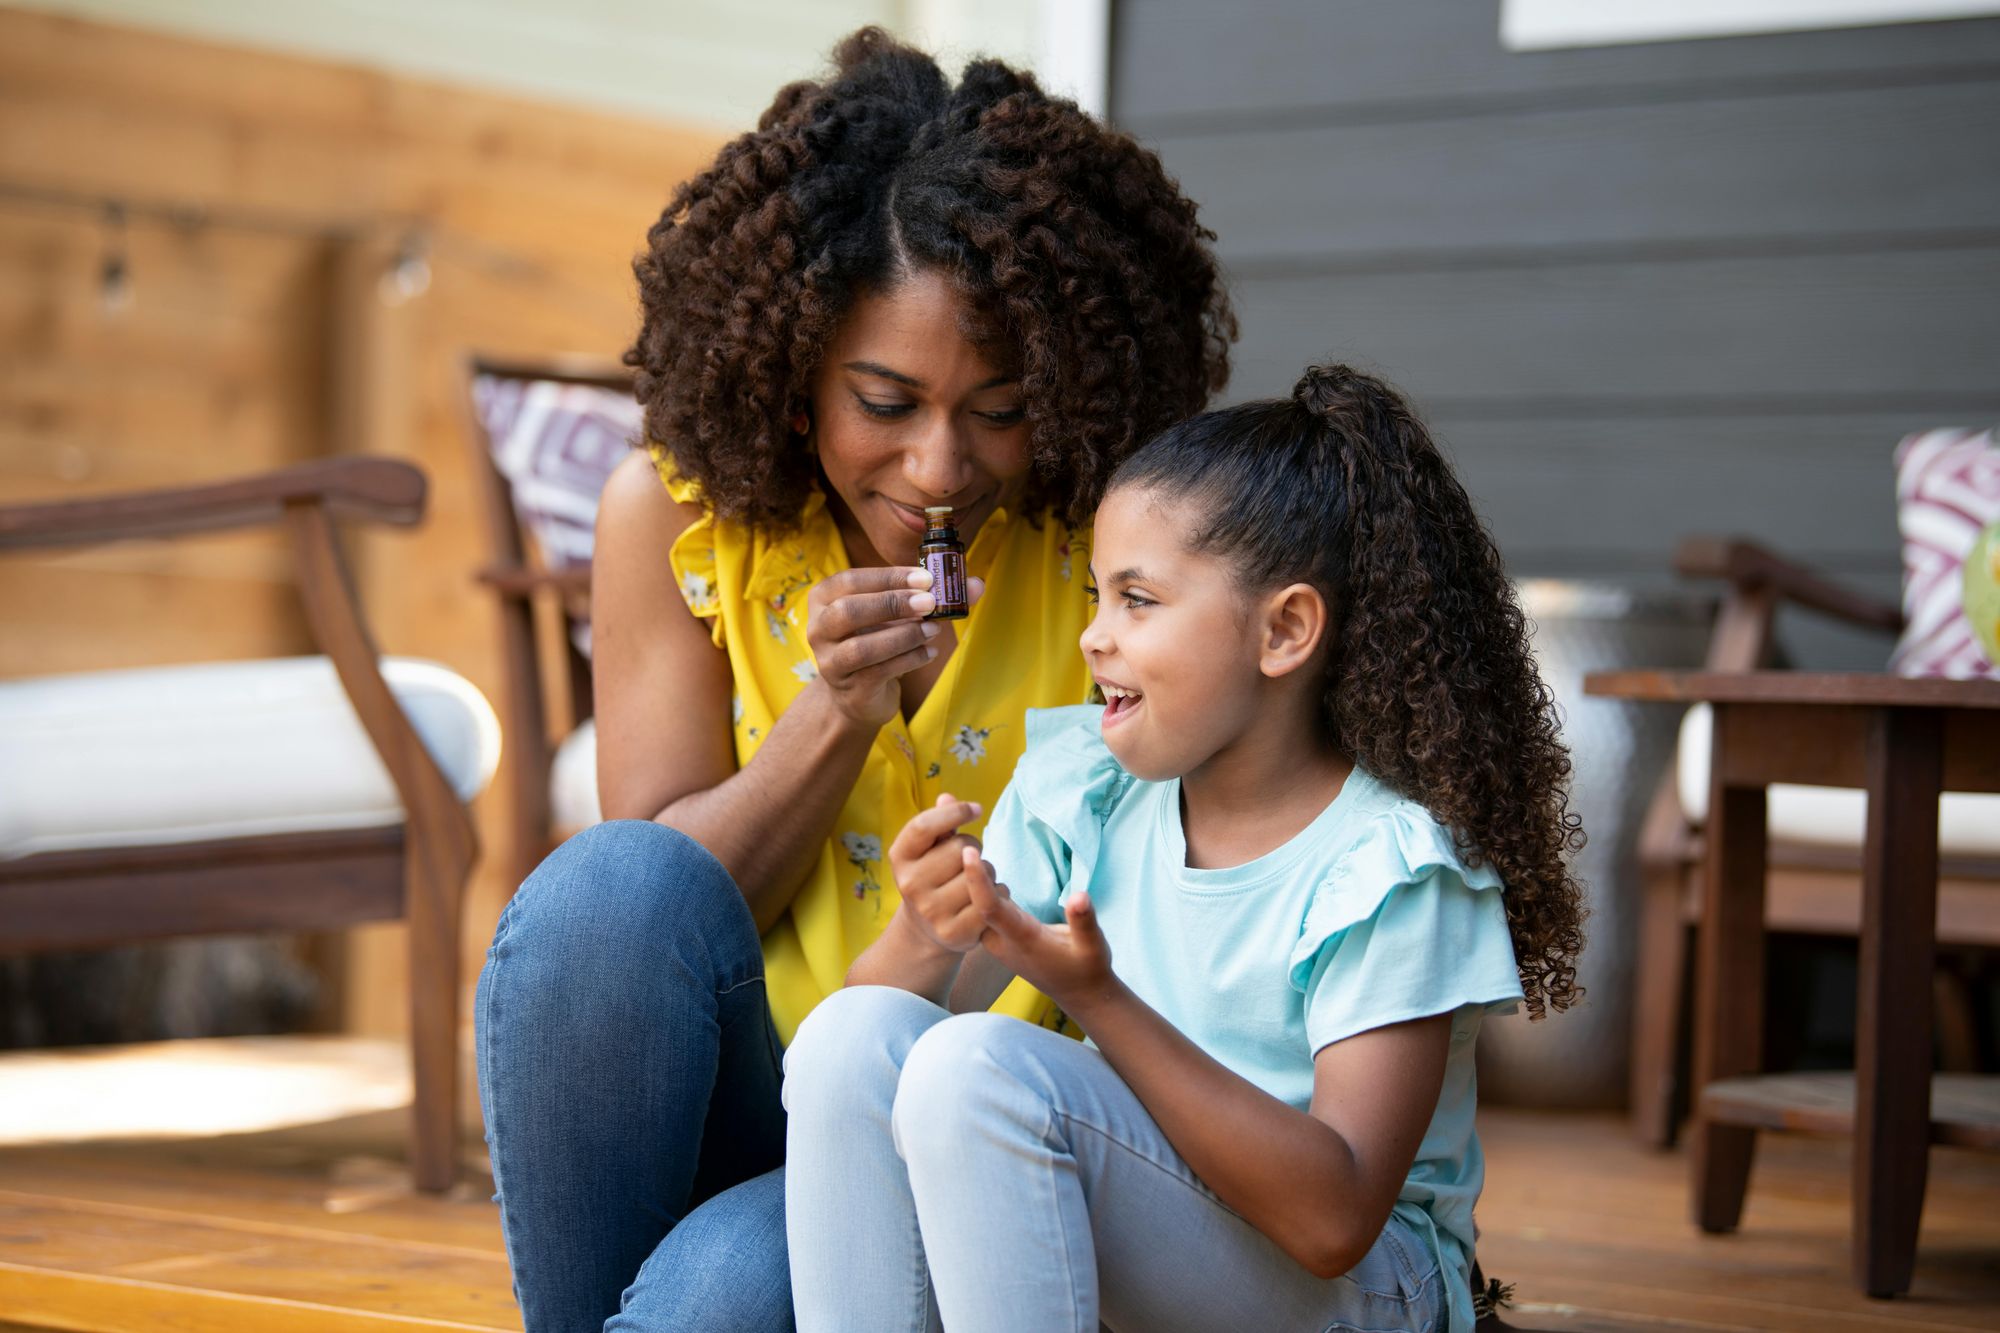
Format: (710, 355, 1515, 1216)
(790, 410, 811, 437)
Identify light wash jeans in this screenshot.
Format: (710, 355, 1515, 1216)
(476, 821, 793, 1332)
(783, 985, 1445, 1333)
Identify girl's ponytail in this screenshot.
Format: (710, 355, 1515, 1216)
(1112, 365, 1588, 1018)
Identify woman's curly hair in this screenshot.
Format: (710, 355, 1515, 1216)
(628, 27, 1234, 530)
(1112, 366, 1588, 1017)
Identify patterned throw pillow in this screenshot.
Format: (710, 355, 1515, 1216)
(471, 374, 643, 655)
(1888, 427, 2000, 678)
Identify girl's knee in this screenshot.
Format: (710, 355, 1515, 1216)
(783, 986, 946, 1113)
(890, 1013, 1042, 1155)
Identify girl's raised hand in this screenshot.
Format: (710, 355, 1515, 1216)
(805, 568, 986, 729)
(959, 845, 1115, 1005)
(887, 794, 993, 954)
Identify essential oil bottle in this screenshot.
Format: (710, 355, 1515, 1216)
(920, 506, 970, 620)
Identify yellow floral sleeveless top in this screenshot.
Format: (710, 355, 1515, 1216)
(651, 445, 1094, 1043)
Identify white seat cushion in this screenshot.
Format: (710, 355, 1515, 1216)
(549, 719, 603, 833)
(1676, 703, 2000, 856)
(0, 657, 500, 860)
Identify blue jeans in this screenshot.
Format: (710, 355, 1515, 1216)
(783, 986, 1445, 1333)
(475, 820, 792, 1332)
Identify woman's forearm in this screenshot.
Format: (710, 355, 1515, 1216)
(1066, 984, 1385, 1279)
(653, 679, 879, 932)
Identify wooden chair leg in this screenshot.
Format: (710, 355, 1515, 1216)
(407, 840, 466, 1194)
(1853, 708, 1941, 1297)
(1691, 725, 1766, 1234)
(1629, 869, 1689, 1148)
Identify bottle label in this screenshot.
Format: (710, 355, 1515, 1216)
(924, 548, 968, 610)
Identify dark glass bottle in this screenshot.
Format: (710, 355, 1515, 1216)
(920, 506, 969, 620)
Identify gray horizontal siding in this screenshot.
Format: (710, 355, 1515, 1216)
(1228, 248, 2000, 403)
(1159, 82, 2000, 263)
(1115, 0, 2000, 128)
(1113, 0, 2000, 669)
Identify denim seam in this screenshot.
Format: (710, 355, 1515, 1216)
(716, 973, 766, 997)
(1375, 1223, 1433, 1300)
(476, 943, 529, 1313)
(1040, 1100, 1093, 1333)
(1049, 1105, 1217, 1207)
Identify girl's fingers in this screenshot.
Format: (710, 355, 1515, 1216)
(1063, 889, 1103, 942)
(890, 800, 982, 862)
(904, 836, 981, 895)
(943, 901, 990, 949)
(962, 847, 1037, 942)
(966, 576, 987, 606)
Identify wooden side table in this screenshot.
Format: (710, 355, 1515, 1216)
(1582, 671, 2000, 1296)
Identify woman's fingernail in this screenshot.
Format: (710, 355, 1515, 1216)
(968, 802, 982, 817)
(922, 621, 943, 639)
(925, 645, 938, 660)
(907, 568, 934, 588)
(910, 592, 936, 615)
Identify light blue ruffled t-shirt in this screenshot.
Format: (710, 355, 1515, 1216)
(981, 705, 1524, 1333)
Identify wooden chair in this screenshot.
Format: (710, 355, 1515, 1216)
(1625, 538, 2000, 1151)
(0, 460, 488, 1192)
(458, 353, 634, 890)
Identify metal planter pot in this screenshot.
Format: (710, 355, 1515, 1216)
(1476, 580, 1714, 1109)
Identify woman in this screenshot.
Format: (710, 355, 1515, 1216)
(475, 28, 1233, 1331)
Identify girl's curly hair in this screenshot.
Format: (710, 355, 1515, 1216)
(627, 27, 1235, 530)
(1112, 366, 1588, 1017)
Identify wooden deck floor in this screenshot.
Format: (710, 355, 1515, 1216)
(0, 1040, 1996, 1331)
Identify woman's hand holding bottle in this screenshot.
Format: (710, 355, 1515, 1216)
(804, 568, 984, 729)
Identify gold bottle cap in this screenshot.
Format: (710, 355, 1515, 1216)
(924, 506, 954, 522)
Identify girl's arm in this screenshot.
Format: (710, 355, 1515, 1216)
(963, 854, 1449, 1279)
(592, 453, 936, 932)
(1076, 979, 1448, 1279)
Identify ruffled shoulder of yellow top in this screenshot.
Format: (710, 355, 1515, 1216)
(647, 441, 847, 649)
(647, 442, 722, 639)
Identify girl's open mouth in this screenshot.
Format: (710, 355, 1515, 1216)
(1101, 684, 1143, 726)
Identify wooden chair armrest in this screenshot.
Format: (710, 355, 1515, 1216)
(0, 458, 424, 553)
(475, 563, 592, 600)
(1673, 536, 1903, 635)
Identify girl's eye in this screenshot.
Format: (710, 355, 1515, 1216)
(1121, 591, 1154, 610)
(856, 397, 915, 420)
(977, 407, 1026, 426)
(1083, 582, 1100, 603)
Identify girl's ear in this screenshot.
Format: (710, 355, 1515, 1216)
(1258, 583, 1328, 679)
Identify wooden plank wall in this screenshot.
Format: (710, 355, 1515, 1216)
(0, 8, 726, 1036)
(1113, 0, 2000, 667)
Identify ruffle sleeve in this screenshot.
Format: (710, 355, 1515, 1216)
(980, 705, 1134, 924)
(1289, 805, 1523, 1052)
(651, 442, 724, 647)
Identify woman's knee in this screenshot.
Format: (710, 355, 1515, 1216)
(489, 820, 750, 988)
(782, 986, 948, 1115)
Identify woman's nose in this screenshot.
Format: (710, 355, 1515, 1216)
(902, 421, 975, 501)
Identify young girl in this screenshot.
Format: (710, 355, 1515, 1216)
(780, 364, 1585, 1333)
